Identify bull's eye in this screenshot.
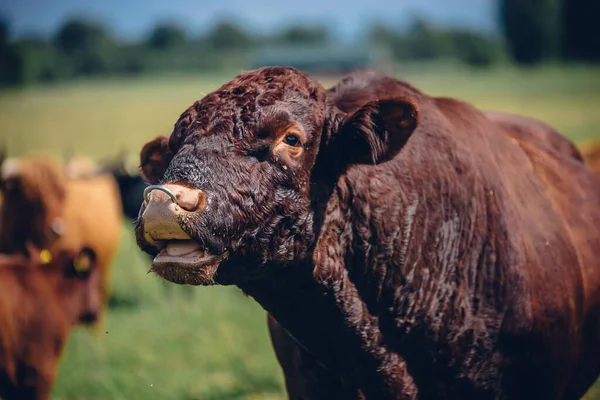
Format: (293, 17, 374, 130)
(283, 134, 300, 147)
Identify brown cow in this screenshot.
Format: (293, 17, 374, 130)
(135, 67, 600, 399)
(0, 244, 101, 400)
(0, 152, 123, 316)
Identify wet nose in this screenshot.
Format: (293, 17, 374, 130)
(144, 183, 207, 212)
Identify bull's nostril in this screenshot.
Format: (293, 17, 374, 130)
(143, 183, 206, 212)
(174, 187, 206, 212)
(151, 184, 206, 212)
(143, 185, 177, 204)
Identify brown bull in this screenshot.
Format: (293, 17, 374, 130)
(135, 67, 600, 399)
(0, 151, 123, 317)
(268, 70, 599, 399)
(0, 244, 101, 400)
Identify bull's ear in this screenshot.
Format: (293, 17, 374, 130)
(140, 136, 173, 185)
(328, 97, 418, 172)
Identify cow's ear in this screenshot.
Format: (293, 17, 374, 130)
(140, 136, 173, 185)
(327, 97, 418, 173)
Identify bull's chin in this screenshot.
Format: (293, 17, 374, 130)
(149, 240, 224, 286)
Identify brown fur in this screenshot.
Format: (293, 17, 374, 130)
(0, 154, 123, 318)
(136, 67, 600, 399)
(328, 70, 584, 163)
(266, 70, 600, 399)
(0, 245, 101, 400)
(579, 140, 600, 177)
(484, 111, 584, 162)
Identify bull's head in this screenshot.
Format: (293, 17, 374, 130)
(135, 67, 419, 286)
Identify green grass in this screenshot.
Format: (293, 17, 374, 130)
(52, 226, 285, 400)
(1, 64, 600, 399)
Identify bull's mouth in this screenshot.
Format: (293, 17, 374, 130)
(150, 239, 227, 285)
(154, 240, 220, 265)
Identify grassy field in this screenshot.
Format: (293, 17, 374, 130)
(1, 64, 600, 399)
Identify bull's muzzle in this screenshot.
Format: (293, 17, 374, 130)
(140, 184, 207, 244)
(143, 184, 206, 212)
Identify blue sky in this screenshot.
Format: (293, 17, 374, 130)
(1, 0, 497, 40)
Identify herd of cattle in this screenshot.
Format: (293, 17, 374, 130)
(1, 67, 600, 399)
(0, 149, 148, 399)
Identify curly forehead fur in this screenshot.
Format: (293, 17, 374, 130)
(169, 67, 329, 148)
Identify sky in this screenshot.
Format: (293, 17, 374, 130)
(0, 0, 497, 41)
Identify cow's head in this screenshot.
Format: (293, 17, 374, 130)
(136, 67, 419, 286)
(31, 244, 102, 326)
(0, 154, 68, 255)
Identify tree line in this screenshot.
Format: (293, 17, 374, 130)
(0, 0, 598, 88)
(500, 0, 599, 64)
(0, 17, 503, 87)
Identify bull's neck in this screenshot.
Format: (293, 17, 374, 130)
(238, 261, 339, 368)
(238, 261, 415, 399)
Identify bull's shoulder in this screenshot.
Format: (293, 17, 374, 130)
(317, 92, 585, 314)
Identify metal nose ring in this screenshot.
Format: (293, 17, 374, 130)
(143, 185, 177, 204)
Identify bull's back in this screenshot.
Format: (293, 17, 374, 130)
(512, 136, 600, 399)
(482, 111, 600, 286)
(486, 112, 600, 310)
(382, 97, 595, 396)
(327, 73, 600, 396)
(485, 111, 584, 162)
(451, 102, 600, 397)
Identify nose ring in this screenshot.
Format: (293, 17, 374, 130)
(143, 185, 177, 204)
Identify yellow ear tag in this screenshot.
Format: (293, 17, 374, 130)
(40, 249, 52, 264)
(74, 253, 91, 272)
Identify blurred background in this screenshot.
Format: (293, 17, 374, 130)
(0, 0, 599, 399)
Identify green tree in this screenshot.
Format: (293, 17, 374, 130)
(500, 0, 562, 64)
(277, 24, 330, 46)
(0, 16, 7, 48)
(367, 23, 406, 60)
(204, 20, 251, 50)
(0, 17, 25, 87)
(450, 30, 505, 67)
(146, 23, 187, 50)
(562, 0, 600, 62)
(53, 18, 116, 76)
(404, 18, 453, 60)
(12, 38, 66, 84)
